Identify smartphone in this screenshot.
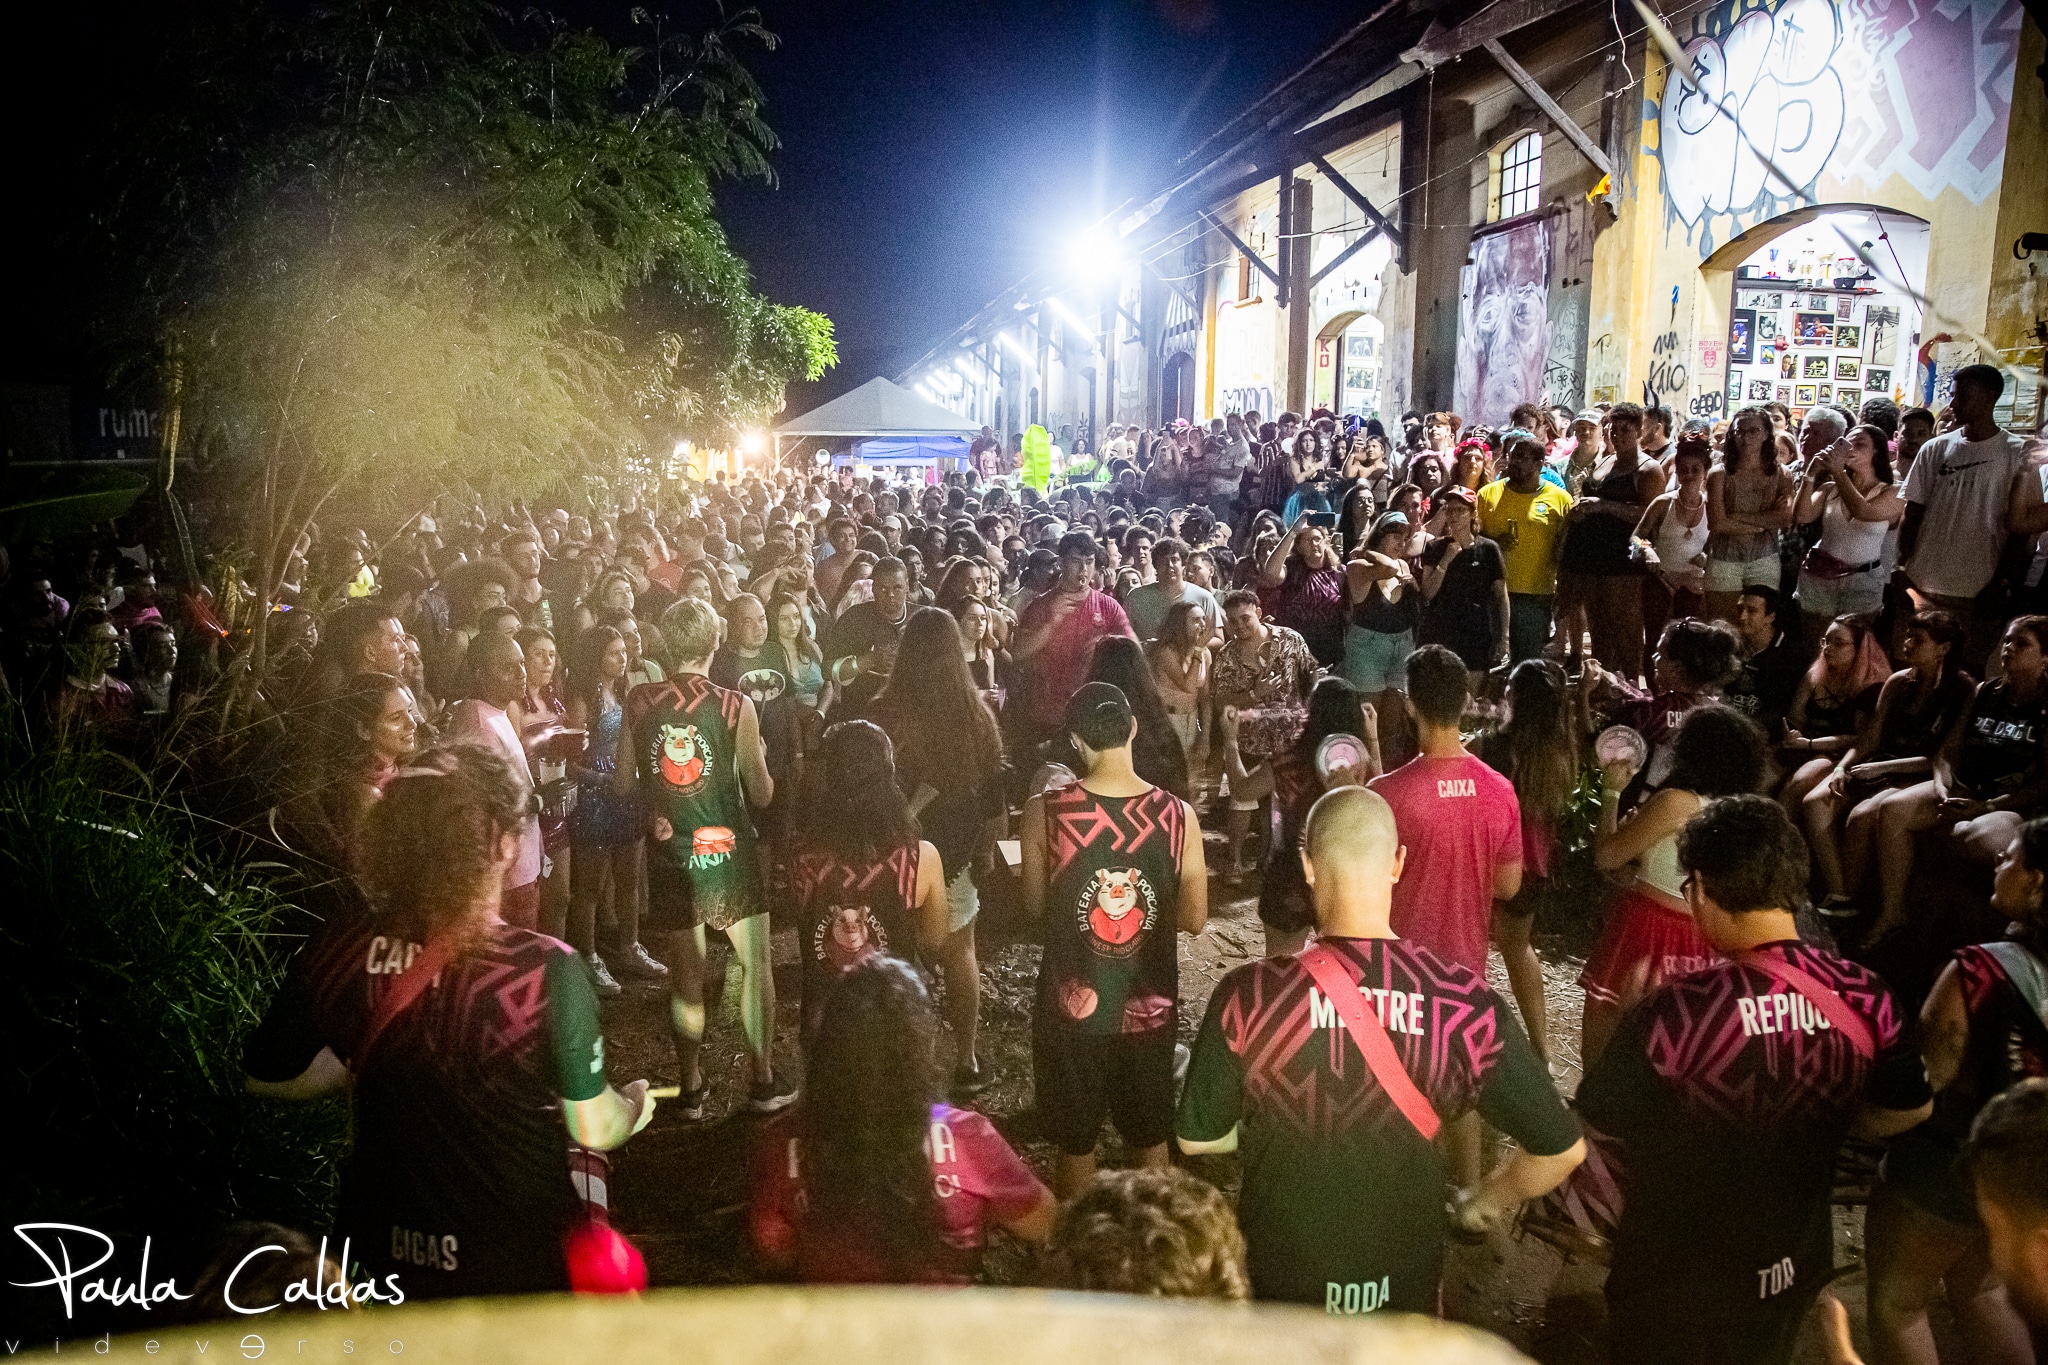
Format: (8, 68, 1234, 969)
(1305, 511, 1338, 529)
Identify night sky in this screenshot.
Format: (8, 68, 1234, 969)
(722, 0, 1363, 410)
(2, 0, 1361, 409)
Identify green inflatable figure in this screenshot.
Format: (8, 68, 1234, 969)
(1020, 424, 1053, 492)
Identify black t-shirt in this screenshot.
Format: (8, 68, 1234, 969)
(242, 900, 607, 1298)
(1956, 678, 2048, 797)
(1576, 940, 1927, 1316)
(1033, 783, 1188, 1038)
(1419, 536, 1505, 668)
(713, 641, 798, 790)
(1725, 635, 1805, 736)
(823, 602, 908, 713)
(1178, 936, 1578, 1312)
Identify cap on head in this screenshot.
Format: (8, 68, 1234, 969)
(1065, 681, 1135, 752)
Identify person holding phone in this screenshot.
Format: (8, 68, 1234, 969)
(1418, 487, 1509, 682)
(1257, 512, 1348, 668)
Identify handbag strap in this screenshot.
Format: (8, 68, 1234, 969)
(1980, 940, 2048, 1032)
(354, 934, 460, 1066)
(1297, 945, 1441, 1140)
(1736, 951, 1875, 1058)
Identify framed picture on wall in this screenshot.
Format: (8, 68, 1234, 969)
(1777, 385, 1793, 403)
(1812, 295, 1833, 310)
(1758, 313, 1777, 341)
(1867, 367, 1892, 393)
(1782, 352, 1798, 378)
(1818, 383, 1834, 401)
(1836, 324, 1862, 350)
(1836, 296, 1855, 320)
(1730, 309, 1755, 364)
(1767, 293, 1784, 310)
(1796, 385, 1818, 405)
(1838, 388, 1862, 411)
(1803, 355, 1831, 378)
(1836, 357, 1860, 381)
(1794, 312, 1834, 345)
(1749, 379, 1773, 400)
(1866, 307, 1901, 364)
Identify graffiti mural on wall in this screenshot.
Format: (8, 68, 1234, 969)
(1544, 201, 1597, 411)
(1651, 0, 2023, 254)
(1453, 217, 1553, 425)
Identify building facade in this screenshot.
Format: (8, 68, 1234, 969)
(900, 0, 2045, 440)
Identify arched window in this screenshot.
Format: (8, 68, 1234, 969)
(1495, 132, 1542, 220)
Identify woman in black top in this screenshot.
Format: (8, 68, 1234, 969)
(1866, 615, 2048, 944)
(1809, 610, 1974, 912)
(1866, 815, 2048, 1362)
(1777, 614, 1889, 837)
(1417, 486, 1508, 677)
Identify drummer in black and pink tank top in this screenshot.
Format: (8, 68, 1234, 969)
(1023, 682, 1208, 1197)
(1577, 797, 1928, 1365)
(787, 720, 947, 1041)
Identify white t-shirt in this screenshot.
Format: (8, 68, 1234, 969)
(1900, 428, 2028, 598)
(1122, 579, 1221, 642)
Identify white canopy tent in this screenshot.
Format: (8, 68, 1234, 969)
(773, 377, 980, 470)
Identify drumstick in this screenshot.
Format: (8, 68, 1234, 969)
(647, 1085, 681, 1100)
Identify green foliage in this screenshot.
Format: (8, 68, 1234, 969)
(99, 0, 833, 556)
(0, 709, 345, 1241)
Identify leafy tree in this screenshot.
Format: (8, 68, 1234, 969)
(94, 0, 833, 691)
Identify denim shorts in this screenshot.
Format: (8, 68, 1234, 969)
(1797, 566, 1885, 621)
(1703, 554, 1780, 593)
(1342, 624, 1413, 693)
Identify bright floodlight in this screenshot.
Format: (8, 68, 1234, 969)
(1070, 227, 1122, 281)
(741, 430, 766, 453)
(997, 331, 1035, 364)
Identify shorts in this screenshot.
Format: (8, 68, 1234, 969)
(1580, 887, 1715, 1008)
(1797, 566, 1885, 621)
(945, 865, 980, 934)
(644, 850, 763, 934)
(1032, 1023, 1176, 1156)
(1168, 709, 1200, 753)
(1704, 554, 1780, 594)
(1342, 624, 1413, 694)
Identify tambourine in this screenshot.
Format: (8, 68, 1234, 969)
(1316, 733, 1372, 785)
(1594, 725, 1648, 775)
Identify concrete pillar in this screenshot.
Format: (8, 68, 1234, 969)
(1285, 177, 1315, 414)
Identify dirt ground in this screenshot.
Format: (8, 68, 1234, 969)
(599, 822, 1961, 1363)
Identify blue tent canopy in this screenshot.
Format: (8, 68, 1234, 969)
(836, 435, 968, 466)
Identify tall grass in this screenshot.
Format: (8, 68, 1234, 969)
(0, 704, 345, 1261)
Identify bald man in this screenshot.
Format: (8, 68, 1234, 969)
(1177, 785, 1583, 1313)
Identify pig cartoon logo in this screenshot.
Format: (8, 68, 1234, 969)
(815, 904, 886, 973)
(1077, 867, 1156, 956)
(655, 723, 709, 795)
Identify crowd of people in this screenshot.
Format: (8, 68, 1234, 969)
(13, 359, 2048, 1362)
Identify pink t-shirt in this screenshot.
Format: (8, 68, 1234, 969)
(1369, 753, 1522, 973)
(448, 699, 543, 890)
(751, 1103, 1045, 1284)
(1016, 588, 1134, 729)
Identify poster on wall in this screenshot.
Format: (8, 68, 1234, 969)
(1803, 355, 1831, 378)
(1836, 357, 1860, 381)
(1749, 379, 1773, 400)
(1795, 312, 1835, 345)
(1758, 313, 1777, 341)
(1452, 216, 1553, 425)
(1729, 309, 1755, 364)
(1839, 387, 1862, 410)
(1837, 324, 1862, 351)
(1866, 307, 1901, 365)
(1868, 367, 1892, 394)
(1796, 385, 1817, 405)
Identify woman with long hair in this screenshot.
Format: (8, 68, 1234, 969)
(1865, 817, 2048, 1363)
(949, 596, 1002, 701)
(1475, 659, 1584, 1063)
(295, 671, 420, 868)
(751, 957, 1055, 1282)
(516, 626, 576, 949)
(1337, 481, 1379, 559)
(1634, 433, 1712, 657)
(1586, 616, 1745, 794)
(1580, 704, 1770, 1064)
(1862, 616, 2048, 946)
(1703, 405, 1795, 622)
(1793, 423, 1903, 654)
(867, 608, 1008, 1093)
(1148, 601, 1211, 770)
(826, 551, 879, 618)
(244, 742, 653, 1298)
(563, 624, 657, 997)
(1810, 610, 1975, 915)
(1777, 614, 1890, 827)
(1217, 675, 1380, 956)
(1343, 512, 1423, 762)
(769, 590, 828, 714)
(788, 721, 947, 1036)
(1081, 635, 1191, 801)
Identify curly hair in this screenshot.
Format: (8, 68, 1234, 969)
(358, 742, 532, 950)
(1046, 1168, 1249, 1300)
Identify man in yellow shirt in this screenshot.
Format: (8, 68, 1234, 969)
(1476, 433, 1574, 663)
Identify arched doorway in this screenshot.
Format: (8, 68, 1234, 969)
(1312, 310, 1385, 420)
(1160, 351, 1195, 425)
(1705, 205, 1928, 422)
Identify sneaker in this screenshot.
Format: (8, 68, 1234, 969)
(951, 1059, 993, 1101)
(610, 941, 670, 981)
(674, 1079, 710, 1123)
(586, 952, 623, 999)
(748, 1073, 799, 1114)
